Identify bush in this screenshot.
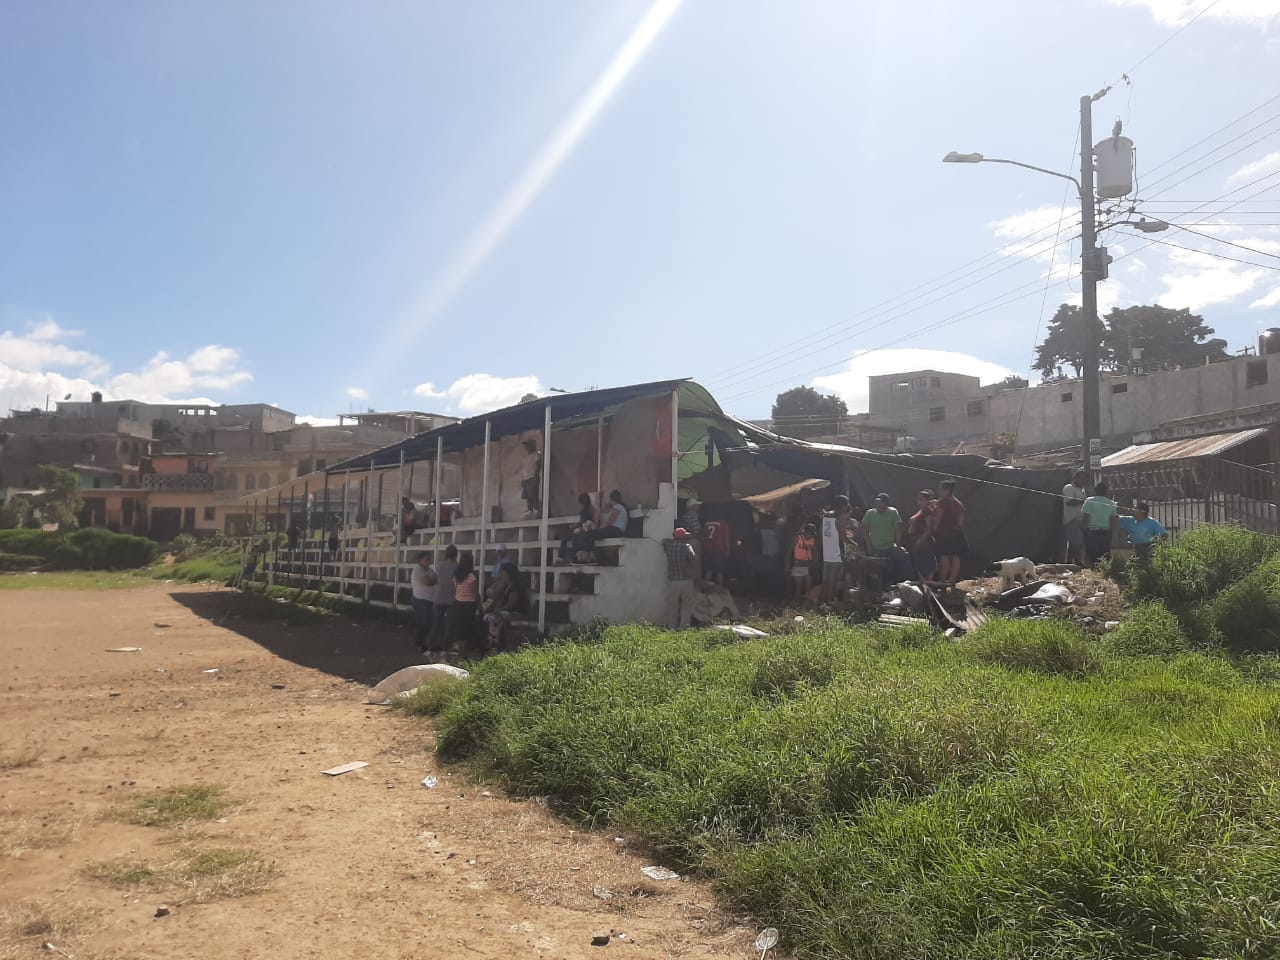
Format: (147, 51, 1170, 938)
(965, 618, 1101, 676)
(1206, 554, 1280, 653)
(1130, 524, 1280, 610)
(1107, 601, 1192, 658)
(0, 552, 43, 572)
(0, 528, 155, 570)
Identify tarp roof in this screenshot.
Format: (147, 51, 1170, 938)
(1102, 428, 1270, 467)
(326, 379, 731, 473)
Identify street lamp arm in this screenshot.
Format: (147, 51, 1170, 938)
(943, 152, 1083, 195)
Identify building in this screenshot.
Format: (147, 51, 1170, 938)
(848, 346, 1280, 458)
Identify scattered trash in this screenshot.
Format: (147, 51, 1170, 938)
(153, 623, 171, 629)
(591, 931, 612, 947)
(480, 790, 492, 797)
(641, 865, 680, 881)
(322, 761, 368, 776)
(421, 775, 439, 788)
(755, 927, 780, 960)
(712, 624, 770, 638)
(533, 796, 549, 807)
(592, 884, 614, 900)
(270, 682, 286, 690)
(1027, 583, 1075, 606)
(41, 942, 73, 957)
(894, 583, 926, 612)
(202, 669, 219, 674)
(154, 904, 170, 918)
(367, 663, 470, 703)
(793, 615, 805, 623)
(1104, 620, 1121, 632)
(108, 692, 121, 698)
(615, 932, 628, 942)
(106, 647, 142, 653)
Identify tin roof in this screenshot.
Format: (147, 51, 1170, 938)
(1101, 428, 1270, 467)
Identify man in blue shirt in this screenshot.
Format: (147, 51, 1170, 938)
(1118, 502, 1168, 559)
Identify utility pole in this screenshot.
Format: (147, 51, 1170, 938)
(1078, 94, 1102, 491)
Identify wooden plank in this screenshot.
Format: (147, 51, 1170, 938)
(322, 761, 368, 777)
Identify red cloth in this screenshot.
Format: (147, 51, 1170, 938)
(703, 519, 731, 554)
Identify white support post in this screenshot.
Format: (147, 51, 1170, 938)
(392, 449, 405, 612)
(432, 436, 443, 566)
(537, 403, 552, 634)
(339, 469, 351, 599)
(671, 386, 680, 494)
(364, 460, 375, 603)
(479, 419, 491, 598)
(301, 477, 310, 585)
(596, 413, 604, 499)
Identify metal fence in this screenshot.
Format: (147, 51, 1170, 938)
(1102, 457, 1280, 537)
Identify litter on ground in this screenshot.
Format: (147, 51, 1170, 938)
(641, 865, 680, 881)
(367, 663, 470, 703)
(322, 761, 369, 776)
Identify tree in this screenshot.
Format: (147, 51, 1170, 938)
(33, 464, 82, 530)
(1103, 305, 1227, 369)
(771, 386, 848, 439)
(1033, 302, 1228, 379)
(518, 393, 539, 404)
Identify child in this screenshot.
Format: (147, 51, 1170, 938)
(791, 522, 816, 601)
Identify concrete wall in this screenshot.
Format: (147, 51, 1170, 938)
(861, 354, 1280, 454)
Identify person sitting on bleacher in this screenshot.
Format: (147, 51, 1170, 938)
(564, 490, 629, 563)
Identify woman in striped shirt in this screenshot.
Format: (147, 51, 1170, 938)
(446, 552, 479, 656)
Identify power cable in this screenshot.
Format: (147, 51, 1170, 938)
(1115, 0, 1224, 81)
(1160, 222, 1280, 262)
(1136, 235, 1280, 272)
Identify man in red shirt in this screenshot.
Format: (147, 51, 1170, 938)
(702, 518, 731, 585)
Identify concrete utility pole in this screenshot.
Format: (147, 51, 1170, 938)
(944, 85, 1141, 489)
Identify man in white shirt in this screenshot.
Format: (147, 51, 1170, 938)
(1061, 469, 1087, 566)
(410, 552, 437, 655)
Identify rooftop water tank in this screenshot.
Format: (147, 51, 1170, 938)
(1260, 329, 1280, 355)
(1094, 135, 1134, 199)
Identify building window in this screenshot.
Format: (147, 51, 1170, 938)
(245, 473, 256, 491)
(203, 506, 216, 521)
(225, 474, 238, 491)
(1061, 392, 1073, 403)
(967, 399, 985, 417)
(912, 377, 927, 389)
(258, 473, 270, 490)
(930, 376, 942, 389)
(1248, 359, 1268, 388)
(929, 407, 946, 422)
(891, 381, 910, 394)
(1111, 382, 1128, 394)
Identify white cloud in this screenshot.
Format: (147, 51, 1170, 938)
(0, 318, 253, 413)
(296, 414, 341, 427)
(1227, 150, 1280, 185)
(813, 349, 1018, 414)
(1105, 0, 1280, 28)
(345, 387, 368, 400)
(1153, 244, 1267, 309)
(413, 373, 544, 414)
(1251, 284, 1280, 308)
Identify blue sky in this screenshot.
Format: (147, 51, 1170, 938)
(2, 0, 1279, 423)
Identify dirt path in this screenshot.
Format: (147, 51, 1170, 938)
(1, 583, 753, 959)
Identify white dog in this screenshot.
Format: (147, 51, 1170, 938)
(992, 557, 1036, 590)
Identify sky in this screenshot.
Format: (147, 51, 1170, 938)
(2, 0, 1279, 425)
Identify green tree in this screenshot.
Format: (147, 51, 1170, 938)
(1034, 302, 1228, 379)
(0, 497, 34, 530)
(771, 386, 848, 439)
(1103, 304, 1227, 369)
(33, 464, 83, 530)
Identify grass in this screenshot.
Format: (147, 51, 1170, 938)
(389, 675, 468, 715)
(0, 899, 102, 960)
(426, 618, 1280, 960)
(0, 570, 146, 590)
(155, 546, 243, 585)
(118, 785, 231, 827)
(84, 847, 277, 903)
(0, 738, 43, 771)
(0, 806, 78, 859)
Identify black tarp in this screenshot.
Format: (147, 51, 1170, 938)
(728, 445, 1067, 573)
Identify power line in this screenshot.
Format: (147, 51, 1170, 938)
(1138, 235, 1280, 272)
(1116, 0, 1224, 80)
(1163, 222, 1280, 262)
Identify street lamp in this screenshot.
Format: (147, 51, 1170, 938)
(944, 90, 1121, 487)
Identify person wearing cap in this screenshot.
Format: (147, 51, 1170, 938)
(664, 527, 699, 627)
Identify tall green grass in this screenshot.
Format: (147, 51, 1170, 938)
(433, 620, 1280, 959)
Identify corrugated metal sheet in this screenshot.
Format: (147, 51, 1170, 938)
(1102, 428, 1270, 467)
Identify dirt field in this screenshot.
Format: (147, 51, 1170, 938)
(1, 583, 755, 959)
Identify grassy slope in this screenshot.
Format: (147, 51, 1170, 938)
(430, 618, 1280, 960)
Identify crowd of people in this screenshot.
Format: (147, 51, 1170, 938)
(409, 543, 530, 661)
(1060, 469, 1168, 565)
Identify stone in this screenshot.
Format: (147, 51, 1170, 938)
(154, 905, 170, 918)
(591, 931, 611, 947)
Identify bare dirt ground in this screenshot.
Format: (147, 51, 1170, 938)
(1, 583, 755, 959)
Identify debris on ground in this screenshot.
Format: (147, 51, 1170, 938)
(107, 647, 142, 653)
(367, 663, 470, 703)
(322, 761, 368, 776)
(712, 624, 769, 638)
(640, 866, 680, 881)
(155, 904, 171, 918)
(591, 931, 611, 947)
(421, 775, 438, 788)
(756, 927, 780, 959)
